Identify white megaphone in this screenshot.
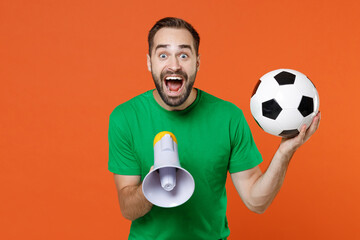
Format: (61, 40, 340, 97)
(142, 131, 195, 208)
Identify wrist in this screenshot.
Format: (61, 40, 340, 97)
(138, 183, 153, 208)
(278, 137, 300, 157)
(276, 147, 295, 164)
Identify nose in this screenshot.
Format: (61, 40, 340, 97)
(167, 56, 181, 71)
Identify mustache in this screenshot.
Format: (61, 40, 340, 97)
(160, 70, 188, 81)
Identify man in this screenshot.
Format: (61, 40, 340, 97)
(108, 17, 320, 240)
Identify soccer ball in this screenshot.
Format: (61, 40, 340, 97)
(250, 69, 320, 138)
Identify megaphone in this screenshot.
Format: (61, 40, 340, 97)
(142, 131, 195, 208)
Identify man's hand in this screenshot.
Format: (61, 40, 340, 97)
(231, 112, 321, 214)
(278, 111, 321, 157)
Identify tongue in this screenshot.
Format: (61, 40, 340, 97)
(168, 80, 182, 92)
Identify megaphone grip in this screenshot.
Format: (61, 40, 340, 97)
(159, 167, 176, 191)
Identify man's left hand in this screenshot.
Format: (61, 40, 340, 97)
(278, 111, 321, 156)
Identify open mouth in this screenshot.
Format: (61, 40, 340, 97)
(164, 76, 185, 95)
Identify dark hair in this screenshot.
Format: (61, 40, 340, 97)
(148, 17, 200, 56)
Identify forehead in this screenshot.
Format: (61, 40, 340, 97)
(153, 27, 195, 51)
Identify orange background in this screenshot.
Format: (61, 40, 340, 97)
(1, 0, 359, 239)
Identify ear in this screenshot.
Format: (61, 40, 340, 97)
(147, 54, 151, 72)
(196, 54, 200, 71)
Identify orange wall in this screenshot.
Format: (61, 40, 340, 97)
(1, 0, 359, 239)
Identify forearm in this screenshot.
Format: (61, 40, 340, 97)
(248, 149, 294, 213)
(234, 113, 320, 214)
(118, 183, 153, 221)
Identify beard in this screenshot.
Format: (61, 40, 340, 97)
(152, 69, 197, 107)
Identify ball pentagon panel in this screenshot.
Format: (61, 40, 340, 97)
(274, 71, 296, 85)
(262, 99, 282, 120)
(298, 96, 314, 117)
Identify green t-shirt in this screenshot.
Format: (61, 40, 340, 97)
(108, 89, 262, 240)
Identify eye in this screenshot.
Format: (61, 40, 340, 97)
(159, 53, 167, 59)
(179, 53, 188, 59)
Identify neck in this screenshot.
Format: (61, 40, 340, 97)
(153, 88, 197, 111)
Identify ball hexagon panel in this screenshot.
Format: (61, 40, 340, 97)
(294, 75, 318, 97)
(255, 77, 280, 102)
(255, 115, 283, 136)
(250, 94, 263, 122)
(275, 85, 302, 109)
(276, 109, 304, 130)
(300, 114, 315, 130)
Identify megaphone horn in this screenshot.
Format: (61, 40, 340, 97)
(142, 132, 195, 208)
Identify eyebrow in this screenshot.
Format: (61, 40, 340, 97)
(179, 44, 193, 52)
(154, 44, 193, 53)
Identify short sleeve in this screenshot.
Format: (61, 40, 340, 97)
(228, 109, 263, 173)
(108, 108, 141, 175)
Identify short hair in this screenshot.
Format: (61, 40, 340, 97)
(148, 17, 200, 56)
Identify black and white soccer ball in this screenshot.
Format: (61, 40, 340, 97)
(250, 69, 320, 138)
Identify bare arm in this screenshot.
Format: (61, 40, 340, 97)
(113, 174, 153, 221)
(231, 112, 321, 214)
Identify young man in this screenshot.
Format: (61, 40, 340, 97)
(108, 17, 320, 240)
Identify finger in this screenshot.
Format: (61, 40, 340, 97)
(310, 111, 321, 131)
(304, 111, 321, 140)
(288, 124, 307, 149)
(150, 166, 154, 172)
(298, 124, 307, 141)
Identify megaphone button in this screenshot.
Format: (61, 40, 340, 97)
(160, 134, 174, 151)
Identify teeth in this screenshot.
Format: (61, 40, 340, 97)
(165, 77, 182, 80)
